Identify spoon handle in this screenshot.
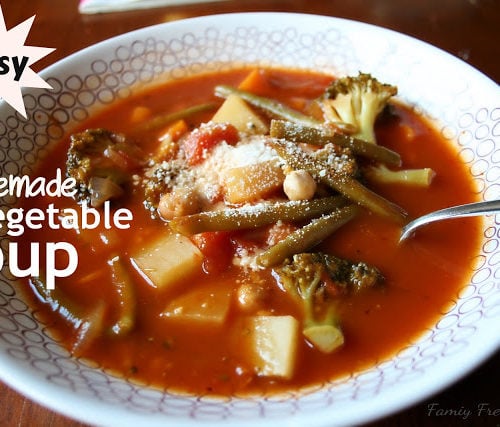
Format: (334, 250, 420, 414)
(400, 200, 500, 242)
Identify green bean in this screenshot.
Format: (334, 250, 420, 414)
(30, 275, 106, 356)
(134, 102, 217, 132)
(256, 205, 359, 268)
(30, 274, 86, 329)
(268, 139, 407, 224)
(71, 302, 107, 357)
(170, 196, 347, 235)
(270, 120, 402, 167)
(215, 85, 321, 128)
(32, 258, 136, 340)
(108, 255, 136, 336)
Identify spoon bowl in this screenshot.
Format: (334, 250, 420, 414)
(399, 200, 500, 242)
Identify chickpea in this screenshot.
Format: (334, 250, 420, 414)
(283, 169, 317, 201)
(158, 187, 201, 220)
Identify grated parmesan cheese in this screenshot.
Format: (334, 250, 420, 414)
(191, 134, 280, 203)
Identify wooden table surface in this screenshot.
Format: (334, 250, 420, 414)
(0, 0, 499, 426)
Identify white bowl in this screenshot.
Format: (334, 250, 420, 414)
(0, 12, 498, 427)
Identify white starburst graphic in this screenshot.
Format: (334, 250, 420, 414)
(0, 5, 55, 119)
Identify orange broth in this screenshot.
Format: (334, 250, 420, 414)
(18, 67, 482, 396)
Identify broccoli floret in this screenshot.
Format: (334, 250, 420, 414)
(321, 72, 397, 144)
(273, 252, 383, 353)
(66, 129, 143, 207)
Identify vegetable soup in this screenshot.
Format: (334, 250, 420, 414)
(18, 67, 481, 396)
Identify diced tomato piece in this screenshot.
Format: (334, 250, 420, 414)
(230, 232, 262, 260)
(183, 123, 239, 165)
(192, 231, 234, 274)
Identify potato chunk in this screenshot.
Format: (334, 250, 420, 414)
(162, 287, 232, 326)
(222, 160, 285, 204)
(132, 232, 202, 290)
(212, 94, 269, 134)
(248, 315, 299, 379)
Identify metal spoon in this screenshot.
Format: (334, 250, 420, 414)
(399, 200, 500, 242)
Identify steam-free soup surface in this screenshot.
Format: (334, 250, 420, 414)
(19, 67, 481, 396)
